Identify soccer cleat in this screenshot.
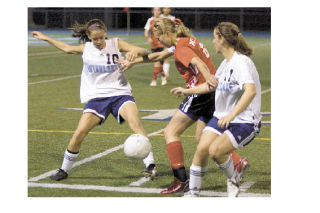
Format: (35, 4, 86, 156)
(50, 168, 68, 181)
(234, 157, 250, 182)
(160, 178, 189, 194)
(161, 76, 167, 85)
(150, 80, 157, 86)
(227, 178, 240, 197)
(183, 191, 200, 197)
(142, 164, 157, 180)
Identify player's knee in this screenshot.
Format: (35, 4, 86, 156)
(195, 144, 209, 159)
(164, 126, 175, 140)
(208, 144, 222, 161)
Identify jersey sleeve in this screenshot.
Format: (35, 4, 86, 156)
(175, 46, 197, 68)
(144, 18, 151, 30)
(235, 58, 255, 89)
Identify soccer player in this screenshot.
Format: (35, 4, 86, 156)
(159, 7, 175, 78)
(171, 22, 262, 197)
(119, 19, 248, 194)
(144, 7, 168, 86)
(31, 19, 157, 181)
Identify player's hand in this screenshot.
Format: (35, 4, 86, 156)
(147, 37, 153, 44)
(125, 51, 137, 62)
(207, 76, 219, 89)
(31, 31, 48, 41)
(170, 87, 187, 97)
(217, 114, 235, 129)
(116, 58, 134, 72)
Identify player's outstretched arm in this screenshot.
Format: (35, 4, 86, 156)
(118, 39, 149, 62)
(170, 75, 218, 96)
(31, 31, 84, 54)
(118, 48, 174, 72)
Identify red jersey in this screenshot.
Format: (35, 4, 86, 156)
(144, 17, 164, 49)
(174, 37, 216, 88)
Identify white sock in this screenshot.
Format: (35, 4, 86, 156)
(217, 155, 237, 182)
(143, 150, 155, 168)
(163, 62, 170, 77)
(61, 149, 79, 173)
(189, 163, 208, 194)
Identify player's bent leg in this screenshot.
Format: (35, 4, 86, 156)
(68, 112, 101, 152)
(195, 120, 207, 143)
(164, 110, 195, 143)
(208, 133, 240, 197)
(51, 112, 100, 181)
(161, 110, 195, 194)
(187, 130, 219, 196)
(119, 101, 147, 136)
(119, 101, 156, 178)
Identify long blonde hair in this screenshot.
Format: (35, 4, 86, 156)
(153, 18, 195, 39)
(215, 22, 252, 56)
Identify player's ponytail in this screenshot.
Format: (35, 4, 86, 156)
(215, 22, 252, 56)
(153, 18, 195, 39)
(175, 20, 196, 39)
(70, 19, 107, 43)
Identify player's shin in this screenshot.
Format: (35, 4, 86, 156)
(189, 163, 208, 195)
(167, 141, 188, 182)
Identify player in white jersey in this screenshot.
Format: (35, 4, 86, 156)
(31, 19, 157, 181)
(160, 7, 175, 21)
(171, 22, 261, 197)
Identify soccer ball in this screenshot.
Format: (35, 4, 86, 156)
(123, 134, 152, 159)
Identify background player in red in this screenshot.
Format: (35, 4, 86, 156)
(144, 7, 167, 86)
(119, 18, 248, 194)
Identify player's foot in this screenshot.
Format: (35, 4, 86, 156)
(50, 168, 68, 181)
(160, 178, 189, 194)
(183, 191, 200, 197)
(227, 178, 240, 197)
(161, 76, 167, 85)
(150, 80, 157, 86)
(235, 157, 250, 181)
(142, 164, 157, 180)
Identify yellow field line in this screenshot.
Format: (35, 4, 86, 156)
(28, 129, 271, 141)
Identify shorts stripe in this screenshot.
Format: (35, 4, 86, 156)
(117, 100, 135, 123)
(182, 95, 194, 112)
(203, 126, 222, 136)
(83, 108, 105, 120)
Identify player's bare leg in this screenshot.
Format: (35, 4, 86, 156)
(119, 102, 156, 178)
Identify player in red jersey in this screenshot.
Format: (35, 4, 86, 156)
(144, 7, 168, 86)
(119, 18, 249, 194)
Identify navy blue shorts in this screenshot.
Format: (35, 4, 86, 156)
(83, 95, 135, 125)
(178, 92, 215, 123)
(204, 116, 261, 149)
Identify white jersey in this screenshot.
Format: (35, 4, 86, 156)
(80, 38, 132, 103)
(160, 14, 175, 21)
(214, 51, 262, 124)
(144, 17, 154, 30)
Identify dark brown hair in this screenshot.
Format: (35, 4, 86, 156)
(69, 19, 107, 43)
(215, 22, 252, 56)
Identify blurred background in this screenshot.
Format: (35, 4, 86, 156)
(28, 7, 270, 33)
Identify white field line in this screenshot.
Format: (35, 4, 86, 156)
(28, 182, 270, 197)
(28, 129, 164, 182)
(129, 177, 151, 186)
(240, 181, 256, 192)
(28, 74, 81, 85)
(261, 88, 271, 94)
